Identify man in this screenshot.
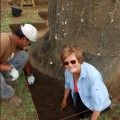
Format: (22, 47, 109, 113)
(0, 24, 38, 106)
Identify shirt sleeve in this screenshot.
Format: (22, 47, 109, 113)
(0, 35, 9, 59)
(64, 70, 71, 89)
(89, 77, 110, 111)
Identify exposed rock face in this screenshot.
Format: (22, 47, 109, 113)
(29, 0, 120, 98)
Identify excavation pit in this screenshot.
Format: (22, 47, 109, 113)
(9, 23, 46, 32)
(29, 67, 77, 120)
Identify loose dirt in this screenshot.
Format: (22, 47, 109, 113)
(29, 67, 78, 120)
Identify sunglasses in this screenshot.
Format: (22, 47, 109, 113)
(63, 60, 77, 66)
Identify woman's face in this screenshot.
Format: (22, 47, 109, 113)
(63, 53, 80, 74)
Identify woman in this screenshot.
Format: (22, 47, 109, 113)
(60, 46, 111, 120)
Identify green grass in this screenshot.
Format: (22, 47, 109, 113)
(1, 12, 13, 32)
(1, 72, 38, 120)
(100, 106, 120, 120)
(1, 9, 44, 33)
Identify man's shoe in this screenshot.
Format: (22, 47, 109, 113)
(8, 95, 23, 106)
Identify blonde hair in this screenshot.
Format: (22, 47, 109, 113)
(61, 46, 84, 64)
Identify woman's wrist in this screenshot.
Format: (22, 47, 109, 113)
(91, 110, 100, 120)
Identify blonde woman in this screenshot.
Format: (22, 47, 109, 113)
(60, 46, 111, 120)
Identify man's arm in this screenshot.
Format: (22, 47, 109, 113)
(0, 63, 19, 81)
(24, 60, 31, 77)
(24, 60, 35, 84)
(0, 64, 12, 72)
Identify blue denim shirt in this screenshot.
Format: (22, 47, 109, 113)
(64, 62, 111, 111)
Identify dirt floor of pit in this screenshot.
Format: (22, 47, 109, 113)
(29, 67, 120, 120)
(29, 67, 81, 120)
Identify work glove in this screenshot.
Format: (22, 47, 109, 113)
(9, 65, 19, 81)
(27, 74, 35, 85)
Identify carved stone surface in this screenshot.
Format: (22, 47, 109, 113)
(30, 0, 120, 97)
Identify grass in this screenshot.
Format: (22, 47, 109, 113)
(99, 106, 120, 120)
(1, 72, 38, 120)
(1, 8, 44, 32)
(1, 12, 13, 32)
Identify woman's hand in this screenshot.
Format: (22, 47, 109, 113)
(60, 88, 70, 110)
(91, 110, 100, 120)
(61, 99, 67, 109)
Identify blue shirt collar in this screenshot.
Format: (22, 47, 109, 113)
(79, 62, 86, 79)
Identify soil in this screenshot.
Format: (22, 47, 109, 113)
(29, 67, 78, 120)
(29, 67, 120, 120)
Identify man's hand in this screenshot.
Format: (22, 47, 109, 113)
(27, 75, 35, 84)
(9, 65, 19, 81)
